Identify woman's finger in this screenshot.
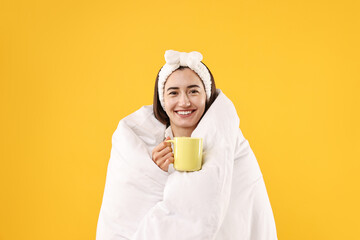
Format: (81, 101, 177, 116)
(154, 151, 173, 167)
(156, 145, 172, 159)
(152, 137, 171, 158)
(152, 141, 167, 156)
(160, 157, 174, 171)
(152, 146, 171, 163)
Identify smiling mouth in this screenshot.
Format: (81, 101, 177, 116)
(175, 110, 196, 117)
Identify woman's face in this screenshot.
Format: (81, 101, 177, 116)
(163, 68, 206, 135)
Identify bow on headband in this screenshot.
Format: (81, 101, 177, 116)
(165, 50, 203, 69)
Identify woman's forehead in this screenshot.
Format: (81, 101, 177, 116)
(165, 69, 203, 88)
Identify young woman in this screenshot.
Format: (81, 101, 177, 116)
(96, 50, 278, 240)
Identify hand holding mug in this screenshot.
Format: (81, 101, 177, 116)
(152, 136, 174, 172)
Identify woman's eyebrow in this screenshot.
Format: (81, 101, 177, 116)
(187, 85, 200, 88)
(166, 87, 179, 91)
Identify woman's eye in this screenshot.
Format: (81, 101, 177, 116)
(169, 91, 177, 95)
(190, 90, 199, 94)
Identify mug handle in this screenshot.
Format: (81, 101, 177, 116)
(165, 140, 175, 151)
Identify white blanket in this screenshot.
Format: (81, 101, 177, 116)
(96, 90, 277, 240)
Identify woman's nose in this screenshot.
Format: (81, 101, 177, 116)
(179, 93, 191, 107)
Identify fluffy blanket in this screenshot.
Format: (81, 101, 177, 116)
(96, 90, 277, 239)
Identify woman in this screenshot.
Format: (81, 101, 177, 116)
(96, 50, 278, 240)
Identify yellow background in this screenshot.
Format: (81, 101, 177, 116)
(1, 0, 359, 239)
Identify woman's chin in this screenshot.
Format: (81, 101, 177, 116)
(174, 121, 198, 129)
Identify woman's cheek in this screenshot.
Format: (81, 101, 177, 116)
(164, 98, 175, 111)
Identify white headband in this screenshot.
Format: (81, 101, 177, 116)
(158, 50, 212, 110)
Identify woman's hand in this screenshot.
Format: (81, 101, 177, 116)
(152, 136, 174, 172)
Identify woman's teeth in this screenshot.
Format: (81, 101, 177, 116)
(177, 111, 193, 115)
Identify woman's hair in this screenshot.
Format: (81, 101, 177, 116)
(153, 62, 218, 126)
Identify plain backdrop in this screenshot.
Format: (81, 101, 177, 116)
(1, 0, 359, 239)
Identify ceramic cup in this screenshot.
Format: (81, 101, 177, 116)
(166, 137, 203, 172)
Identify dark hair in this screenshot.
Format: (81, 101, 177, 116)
(153, 62, 218, 126)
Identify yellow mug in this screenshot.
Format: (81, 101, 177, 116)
(166, 137, 203, 172)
